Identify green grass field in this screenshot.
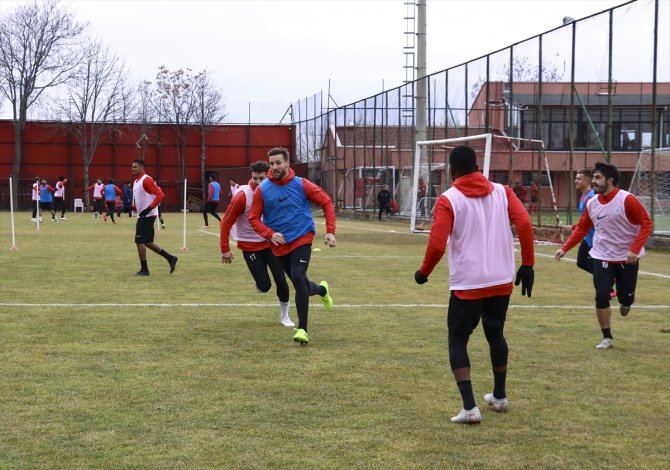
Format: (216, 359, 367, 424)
(1, 211, 669, 469)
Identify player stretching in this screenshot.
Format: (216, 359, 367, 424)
(53, 176, 68, 220)
(415, 146, 535, 424)
(201, 174, 222, 229)
(83, 178, 105, 218)
(220, 160, 294, 327)
(103, 178, 122, 224)
(555, 162, 652, 350)
(249, 147, 335, 345)
(131, 159, 178, 276)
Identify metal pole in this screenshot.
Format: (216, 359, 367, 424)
(9, 176, 17, 249)
(607, 9, 614, 163)
(650, 0, 659, 232)
(568, 21, 577, 225)
(181, 178, 189, 251)
(415, 0, 428, 185)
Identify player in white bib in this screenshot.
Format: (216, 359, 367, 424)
(220, 161, 294, 327)
(555, 162, 653, 350)
(131, 159, 178, 276)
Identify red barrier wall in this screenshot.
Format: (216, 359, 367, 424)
(0, 120, 295, 210)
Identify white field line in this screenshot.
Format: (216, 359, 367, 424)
(0, 303, 668, 311)
(202, 227, 670, 279)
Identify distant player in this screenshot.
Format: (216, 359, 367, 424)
(39, 178, 57, 222)
(201, 174, 222, 229)
(31, 177, 41, 221)
(131, 159, 178, 276)
(414, 145, 535, 424)
(53, 176, 68, 220)
(555, 162, 652, 350)
(249, 147, 336, 345)
(83, 178, 105, 218)
(117, 181, 133, 217)
(103, 178, 122, 224)
(220, 160, 294, 327)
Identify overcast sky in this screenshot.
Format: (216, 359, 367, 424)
(1, 0, 638, 123)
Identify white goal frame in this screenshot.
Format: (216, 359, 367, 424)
(410, 133, 553, 233)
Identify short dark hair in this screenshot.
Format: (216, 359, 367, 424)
(58, 176, 65, 181)
(250, 160, 270, 173)
(209, 174, 217, 181)
(593, 162, 619, 186)
(267, 147, 289, 161)
(577, 168, 593, 178)
(132, 159, 146, 168)
(108, 178, 114, 184)
(449, 145, 477, 174)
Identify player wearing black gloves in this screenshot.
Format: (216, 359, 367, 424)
(131, 159, 178, 276)
(414, 146, 535, 425)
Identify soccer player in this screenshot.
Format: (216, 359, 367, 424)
(414, 145, 535, 425)
(83, 178, 105, 218)
(39, 178, 57, 222)
(201, 174, 222, 229)
(555, 162, 652, 350)
(249, 147, 336, 345)
(53, 176, 68, 220)
(131, 159, 178, 276)
(30, 177, 41, 221)
(117, 181, 133, 217)
(220, 160, 294, 327)
(103, 178, 122, 224)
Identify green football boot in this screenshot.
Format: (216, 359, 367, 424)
(319, 281, 333, 310)
(293, 328, 309, 344)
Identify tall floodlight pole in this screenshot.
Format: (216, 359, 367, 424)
(415, 1, 428, 209)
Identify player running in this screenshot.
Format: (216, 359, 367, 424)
(220, 160, 294, 327)
(555, 162, 652, 350)
(131, 159, 178, 276)
(39, 178, 57, 222)
(103, 178, 122, 224)
(249, 147, 335, 345)
(201, 174, 222, 229)
(415, 145, 535, 424)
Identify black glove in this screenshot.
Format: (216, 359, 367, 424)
(514, 265, 534, 297)
(415, 270, 428, 285)
(138, 207, 151, 218)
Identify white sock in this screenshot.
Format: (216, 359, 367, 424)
(280, 301, 289, 318)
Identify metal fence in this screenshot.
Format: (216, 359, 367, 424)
(289, 0, 670, 235)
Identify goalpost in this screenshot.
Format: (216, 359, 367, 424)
(409, 133, 556, 233)
(629, 147, 670, 233)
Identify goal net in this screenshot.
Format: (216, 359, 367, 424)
(629, 147, 670, 233)
(409, 133, 558, 233)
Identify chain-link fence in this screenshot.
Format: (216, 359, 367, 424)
(289, 0, 670, 235)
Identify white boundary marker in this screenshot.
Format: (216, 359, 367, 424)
(0, 302, 668, 311)
(9, 176, 17, 249)
(181, 178, 189, 251)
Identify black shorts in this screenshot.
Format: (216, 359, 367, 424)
(39, 202, 53, 211)
(592, 259, 639, 309)
(447, 293, 510, 336)
(135, 216, 155, 244)
(203, 201, 219, 213)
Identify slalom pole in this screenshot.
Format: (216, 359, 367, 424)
(35, 189, 40, 232)
(9, 176, 17, 250)
(181, 178, 188, 251)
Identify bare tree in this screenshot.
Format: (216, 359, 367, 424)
(154, 66, 197, 182)
(193, 70, 225, 198)
(0, 0, 87, 206)
(133, 80, 156, 160)
(53, 39, 130, 201)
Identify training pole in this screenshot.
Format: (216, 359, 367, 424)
(9, 176, 17, 249)
(181, 178, 188, 251)
(35, 191, 40, 232)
